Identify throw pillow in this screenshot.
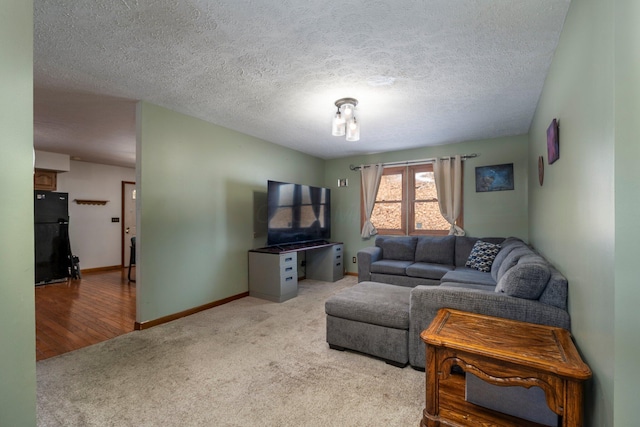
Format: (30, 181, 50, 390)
(495, 263, 551, 300)
(465, 240, 501, 272)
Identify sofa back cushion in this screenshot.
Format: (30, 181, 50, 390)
(375, 236, 417, 261)
(495, 261, 551, 300)
(538, 265, 568, 310)
(454, 236, 504, 267)
(491, 245, 517, 281)
(415, 236, 455, 265)
(490, 238, 526, 281)
(495, 246, 533, 280)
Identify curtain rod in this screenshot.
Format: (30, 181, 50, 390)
(349, 153, 479, 171)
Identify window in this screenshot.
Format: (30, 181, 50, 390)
(362, 164, 462, 236)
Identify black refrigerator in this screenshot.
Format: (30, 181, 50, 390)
(35, 190, 71, 285)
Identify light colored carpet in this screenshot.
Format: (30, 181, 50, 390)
(37, 276, 424, 426)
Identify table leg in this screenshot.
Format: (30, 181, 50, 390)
(563, 380, 584, 427)
(422, 345, 440, 426)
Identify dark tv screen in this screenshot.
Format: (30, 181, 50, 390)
(267, 180, 331, 246)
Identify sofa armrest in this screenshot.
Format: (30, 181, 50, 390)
(357, 246, 382, 282)
(408, 285, 571, 368)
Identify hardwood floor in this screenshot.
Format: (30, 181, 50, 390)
(35, 268, 136, 361)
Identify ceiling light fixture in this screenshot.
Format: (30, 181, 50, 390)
(331, 98, 359, 141)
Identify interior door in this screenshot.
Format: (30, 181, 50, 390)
(122, 181, 136, 267)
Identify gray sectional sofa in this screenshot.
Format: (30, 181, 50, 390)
(325, 235, 570, 369)
(357, 235, 505, 287)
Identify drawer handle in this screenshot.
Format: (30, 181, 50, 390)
(336, 262, 341, 267)
(285, 276, 293, 281)
(285, 267, 293, 272)
(285, 257, 293, 262)
(336, 255, 341, 259)
(336, 247, 341, 252)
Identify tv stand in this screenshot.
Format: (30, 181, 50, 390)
(248, 242, 344, 302)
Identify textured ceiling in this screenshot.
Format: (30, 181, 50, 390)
(34, 0, 571, 168)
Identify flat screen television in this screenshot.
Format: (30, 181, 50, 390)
(267, 180, 331, 246)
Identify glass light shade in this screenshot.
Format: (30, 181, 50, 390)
(332, 112, 346, 136)
(346, 117, 360, 141)
(341, 103, 355, 121)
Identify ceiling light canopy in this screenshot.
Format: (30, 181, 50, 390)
(332, 98, 359, 141)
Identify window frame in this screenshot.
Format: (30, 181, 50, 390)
(362, 166, 406, 236)
(360, 164, 463, 236)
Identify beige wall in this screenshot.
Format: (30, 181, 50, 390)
(57, 160, 136, 269)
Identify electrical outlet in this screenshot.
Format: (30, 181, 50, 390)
(352, 256, 357, 263)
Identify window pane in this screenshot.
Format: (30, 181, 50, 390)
(300, 186, 311, 204)
(414, 171, 437, 200)
(414, 201, 450, 231)
(300, 205, 326, 228)
(371, 202, 402, 229)
(269, 207, 293, 229)
(376, 174, 402, 201)
(276, 183, 295, 205)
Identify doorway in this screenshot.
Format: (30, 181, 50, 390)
(121, 181, 136, 269)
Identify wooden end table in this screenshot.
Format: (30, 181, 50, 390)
(420, 309, 591, 427)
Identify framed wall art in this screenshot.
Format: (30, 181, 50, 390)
(547, 118, 559, 164)
(475, 163, 514, 192)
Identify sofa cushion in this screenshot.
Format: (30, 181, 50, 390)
(414, 236, 455, 265)
(371, 273, 441, 287)
(496, 246, 534, 279)
(519, 254, 549, 265)
(325, 281, 411, 329)
(538, 265, 568, 310)
(376, 237, 417, 261)
(441, 267, 498, 287)
(466, 240, 501, 272)
(495, 263, 551, 299)
(370, 260, 413, 275)
(439, 281, 497, 292)
(406, 262, 454, 280)
(491, 239, 527, 281)
(501, 236, 526, 248)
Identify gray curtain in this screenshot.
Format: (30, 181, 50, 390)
(433, 155, 465, 236)
(360, 163, 384, 239)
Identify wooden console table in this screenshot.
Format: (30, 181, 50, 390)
(420, 309, 591, 427)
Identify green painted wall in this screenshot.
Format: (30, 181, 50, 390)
(325, 135, 529, 274)
(135, 102, 325, 322)
(614, 0, 640, 425)
(0, 0, 36, 425)
(528, 0, 616, 424)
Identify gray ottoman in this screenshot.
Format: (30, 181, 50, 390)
(325, 281, 411, 367)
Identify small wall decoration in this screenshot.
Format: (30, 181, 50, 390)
(538, 156, 544, 186)
(475, 163, 514, 192)
(337, 178, 348, 187)
(74, 199, 109, 205)
(547, 118, 559, 164)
